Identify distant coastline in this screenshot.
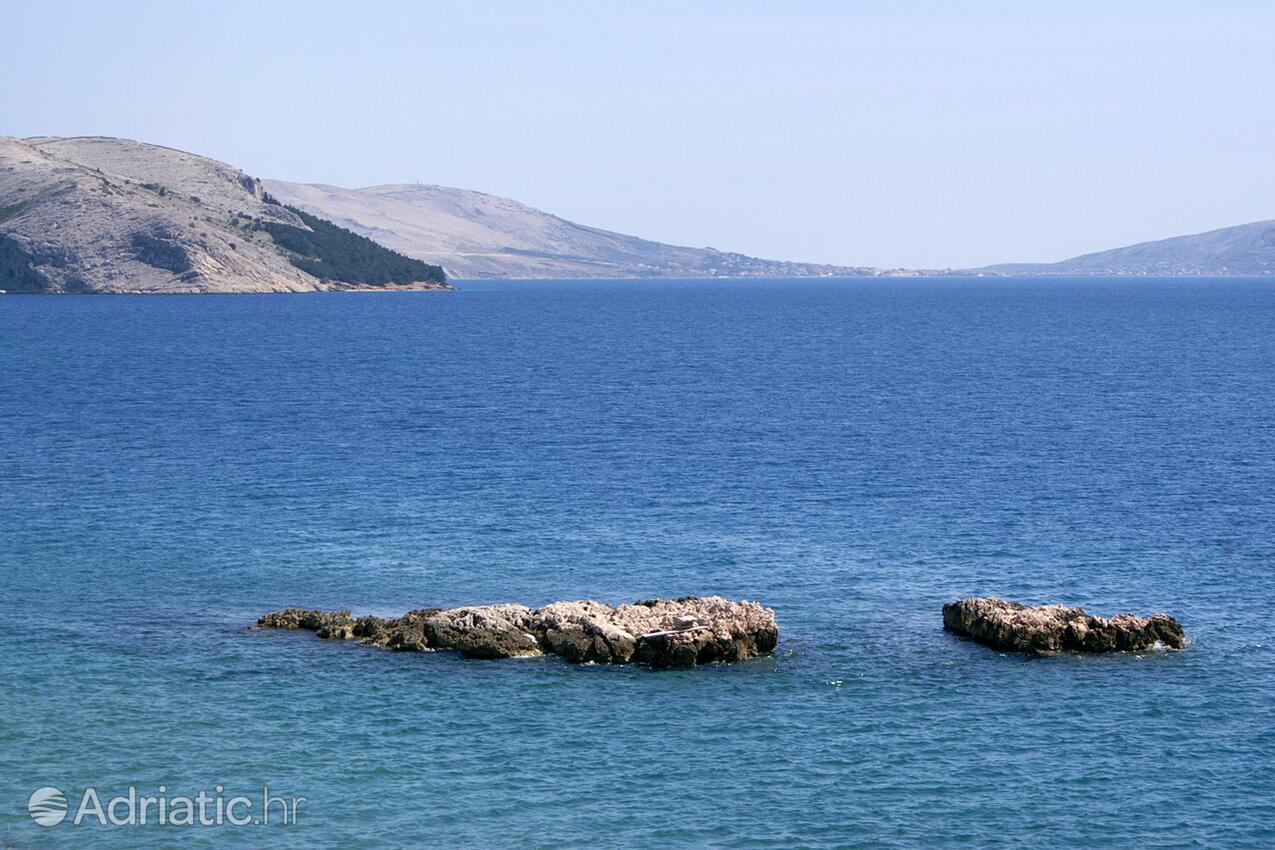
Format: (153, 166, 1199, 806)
(3, 135, 1272, 293)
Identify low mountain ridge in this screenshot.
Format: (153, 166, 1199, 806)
(0, 136, 447, 293)
(263, 179, 876, 279)
(977, 219, 1275, 276)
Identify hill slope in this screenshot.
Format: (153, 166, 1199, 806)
(263, 180, 875, 279)
(0, 136, 447, 293)
(978, 219, 1275, 276)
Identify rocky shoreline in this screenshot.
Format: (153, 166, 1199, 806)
(943, 597, 1186, 655)
(256, 596, 778, 668)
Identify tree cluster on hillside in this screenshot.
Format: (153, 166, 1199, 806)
(253, 206, 446, 286)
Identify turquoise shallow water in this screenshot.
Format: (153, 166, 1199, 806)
(1, 277, 1273, 848)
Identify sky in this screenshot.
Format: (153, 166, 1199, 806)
(5, 0, 1274, 268)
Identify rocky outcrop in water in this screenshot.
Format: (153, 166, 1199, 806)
(256, 596, 778, 668)
(256, 607, 356, 640)
(942, 597, 1186, 655)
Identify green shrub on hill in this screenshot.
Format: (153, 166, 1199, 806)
(257, 206, 446, 286)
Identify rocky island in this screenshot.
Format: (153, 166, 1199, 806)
(943, 597, 1186, 655)
(256, 596, 779, 668)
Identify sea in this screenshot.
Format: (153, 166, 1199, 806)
(1, 277, 1272, 849)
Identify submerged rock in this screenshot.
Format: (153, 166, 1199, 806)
(943, 597, 1186, 655)
(255, 596, 778, 667)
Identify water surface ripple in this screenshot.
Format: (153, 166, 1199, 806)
(1, 278, 1273, 848)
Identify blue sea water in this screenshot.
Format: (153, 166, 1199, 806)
(1, 277, 1273, 849)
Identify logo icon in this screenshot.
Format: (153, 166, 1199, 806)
(28, 786, 68, 827)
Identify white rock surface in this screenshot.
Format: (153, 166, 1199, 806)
(258, 596, 780, 667)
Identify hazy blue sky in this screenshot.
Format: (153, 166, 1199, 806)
(6, 1, 1274, 268)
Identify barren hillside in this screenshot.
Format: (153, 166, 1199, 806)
(0, 137, 447, 293)
(264, 180, 875, 280)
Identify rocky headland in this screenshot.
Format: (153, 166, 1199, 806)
(256, 596, 778, 668)
(1, 136, 449, 293)
(943, 597, 1186, 655)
